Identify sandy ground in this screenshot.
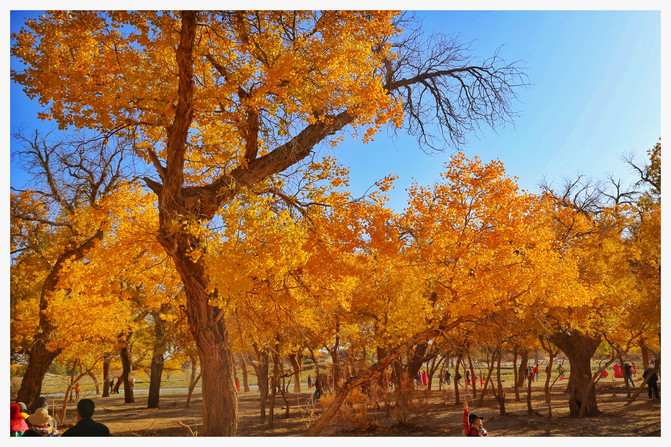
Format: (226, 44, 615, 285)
(46, 378, 661, 437)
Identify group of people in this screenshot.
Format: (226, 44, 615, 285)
(10, 396, 109, 437)
(109, 376, 134, 394)
(525, 365, 540, 382)
(307, 374, 335, 399)
(416, 370, 429, 388)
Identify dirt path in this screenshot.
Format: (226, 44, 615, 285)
(48, 379, 660, 436)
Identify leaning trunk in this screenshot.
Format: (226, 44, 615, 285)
(15, 230, 103, 405)
(186, 354, 201, 408)
(15, 339, 60, 405)
(550, 330, 601, 417)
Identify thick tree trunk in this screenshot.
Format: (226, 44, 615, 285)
(550, 330, 601, 417)
(392, 359, 413, 423)
(147, 305, 170, 408)
(641, 343, 650, 369)
(119, 339, 135, 404)
(287, 351, 303, 393)
(159, 221, 238, 433)
(516, 348, 528, 389)
(406, 342, 428, 385)
(102, 357, 111, 397)
(15, 339, 60, 405)
(147, 350, 165, 408)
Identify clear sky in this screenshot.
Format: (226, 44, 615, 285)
(323, 9, 662, 210)
(8, 8, 662, 213)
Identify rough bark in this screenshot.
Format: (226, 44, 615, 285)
(550, 330, 601, 417)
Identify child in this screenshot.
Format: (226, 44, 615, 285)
(463, 401, 488, 436)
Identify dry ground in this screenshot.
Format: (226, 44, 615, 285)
(45, 378, 660, 437)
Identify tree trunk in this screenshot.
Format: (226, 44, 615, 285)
(186, 354, 201, 408)
(406, 342, 428, 386)
(641, 343, 649, 369)
(467, 353, 477, 399)
(526, 374, 534, 414)
(239, 355, 250, 392)
(16, 340, 60, 405)
(102, 357, 111, 397)
(550, 330, 601, 417)
(496, 348, 506, 415)
(328, 328, 341, 390)
(147, 305, 170, 408)
(252, 346, 270, 423)
(287, 351, 303, 393)
(86, 370, 100, 395)
(392, 359, 413, 423)
(160, 229, 238, 434)
(478, 350, 496, 406)
(454, 353, 462, 405)
(15, 229, 103, 406)
(376, 347, 389, 389)
(269, 347, 280, 428)
(516, 348, 528, 389)
(119, 338, 135, 404)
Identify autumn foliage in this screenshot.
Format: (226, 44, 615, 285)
(10, 10, 659, 436)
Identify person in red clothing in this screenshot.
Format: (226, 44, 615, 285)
(462, 401, 488, 436)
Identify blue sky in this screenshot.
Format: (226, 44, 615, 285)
(324, 10, 662, 210)
(9, 9, 662, 212)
